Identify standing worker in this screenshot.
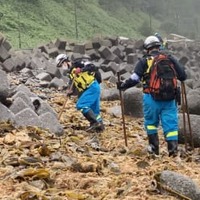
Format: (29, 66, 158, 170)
(55, 54, 104, 133)
(117, 35, 187, 157)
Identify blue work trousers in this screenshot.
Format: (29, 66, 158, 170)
(76, 80, 101, 121)
(143, 93, 178, 141)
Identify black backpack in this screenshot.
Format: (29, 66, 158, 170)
(94, 68, 102, 84)
(146, 53, 178, 101)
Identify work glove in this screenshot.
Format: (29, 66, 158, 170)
(116, 81, 126, 90)
(74, 67, 81, 75)
(117, 78, 138, 91)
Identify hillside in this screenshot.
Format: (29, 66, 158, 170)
(0, 0, 160, 49)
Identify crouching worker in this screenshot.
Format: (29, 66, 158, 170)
(55, 54, 104, 133)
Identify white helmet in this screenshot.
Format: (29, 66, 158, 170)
(143, 35, 161, 50)
(55, 54, 69, 67)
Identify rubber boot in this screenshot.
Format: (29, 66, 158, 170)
(83, 110, 102, 132)
(147, 134, 159, 155)
(95, 121, 105, 132)
(167, 140, 178, 157)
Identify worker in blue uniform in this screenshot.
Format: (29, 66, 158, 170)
(56, 54, 104, 132)
(117, 36, 187, 156)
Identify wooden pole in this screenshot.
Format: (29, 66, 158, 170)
(181, 82, 194, 150)
(117, 72, 128, 147)
(58, 82, 74, 120)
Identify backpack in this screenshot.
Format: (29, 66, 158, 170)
(146, 53, 178, 101)
(72, 59, 102, 84)
(94, 68, 102, 84)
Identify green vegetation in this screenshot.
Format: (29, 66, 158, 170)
(0, 0, 200, 49)
(0, 0, 157, 49)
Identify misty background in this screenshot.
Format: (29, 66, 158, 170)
(0, 0, 200, 49)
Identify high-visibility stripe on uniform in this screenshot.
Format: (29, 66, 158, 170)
(166, 131, 178, 138)
(142, 56, 154, 93)
(146, 57, 154, 73)
(147, 125, 157, 131)
(96, 114, 102, 121)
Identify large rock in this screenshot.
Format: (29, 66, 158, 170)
(0, 102, 14, 122)
(157, 170, 200, 200)
(0, 69, 10, 102)
(9, 97, 31, 114)
(186, 88, 200, 115)
(101, 88, 119, 101)
(178, 113, 200, 147)
(39, 112, 64, 136)
(123, 87, 143, 118)
(14, 108, 41, 128)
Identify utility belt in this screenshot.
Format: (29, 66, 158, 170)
(143, 86, 181, 104)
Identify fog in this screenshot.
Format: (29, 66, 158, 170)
(99, 0, 200, 39)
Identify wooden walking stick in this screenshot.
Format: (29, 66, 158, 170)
(117, 72, 128, 147)
(181, 81, 194, 151)
(58, 81, 74, 120)
(181, 83, 188, 151)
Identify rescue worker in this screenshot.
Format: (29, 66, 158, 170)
(55, 54, 104, 132)
(117, 36, 187, 157)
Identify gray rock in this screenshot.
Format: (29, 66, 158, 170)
(178, 113, 200, 147)
(12, 91, 34, 110)
(46, 62, 61, 79)
(0, 102, 14, 122)
(123, 87, 143, 118)
(2, 57, 15, 72)
(30, 97, 57, 117)
(101, 88, 119, 101)
(39, 112, 64, 136)
(0, 69, 10, 101)
(9, 97, 30, 114)
(14, 108, 41, 128)
(49, 77, 66, 89)
(107, 105, 121, 117)
(14, 84, 37, 97)
(187, 88, 200, 115)
(159, 170, 200, 200)
(0, 45, 11, 62)
(36, 72, 52, 82)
